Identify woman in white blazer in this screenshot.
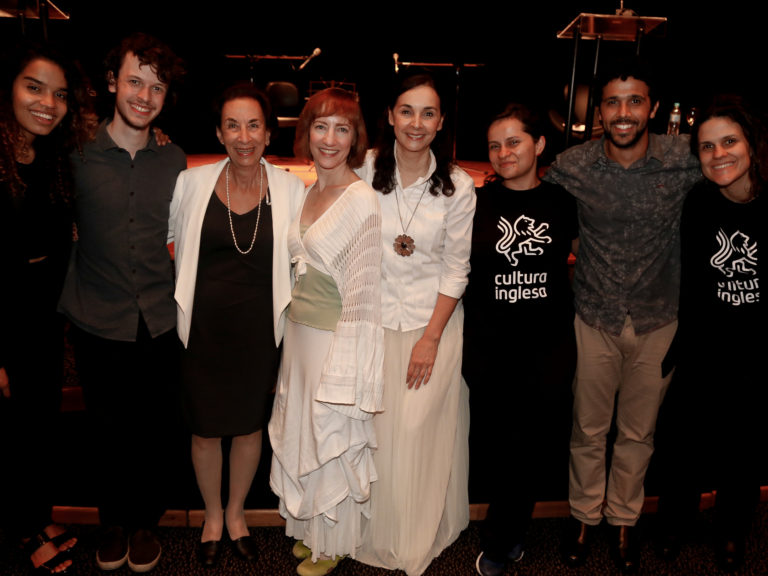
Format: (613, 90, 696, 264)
(168, 82, 305, 567)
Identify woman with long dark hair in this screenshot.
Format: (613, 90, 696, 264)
(0, 40, 90, 574)
(356, 71, 476, 576)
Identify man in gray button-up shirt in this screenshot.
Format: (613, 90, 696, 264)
(58, 33, 186, 573)
(545, 57, 701, 573)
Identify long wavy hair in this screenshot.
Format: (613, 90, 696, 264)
(0, 41, 92, 203)
(691, 94, 768, 199)
(371, 71, 456, 197)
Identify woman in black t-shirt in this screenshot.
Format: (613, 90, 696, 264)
(465, 103, 578, 576)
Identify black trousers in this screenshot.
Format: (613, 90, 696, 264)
(655, 361, 766, 544)
(72, 316, 182, 532)
(468, 331, 576, 559)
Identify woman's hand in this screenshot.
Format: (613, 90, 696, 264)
(405, 294, 460, 390)
(153, 127, 172, 147)
(406, 335, 439, 389)
(0, 367, 10, 398)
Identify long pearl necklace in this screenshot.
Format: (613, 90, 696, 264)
(225, 160, 264, 255)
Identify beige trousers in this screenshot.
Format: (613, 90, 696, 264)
(569, 314, 677, 526)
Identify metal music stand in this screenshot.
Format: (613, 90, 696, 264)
(557, 7, 666, 147)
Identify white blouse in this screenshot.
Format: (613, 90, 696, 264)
(358, 149, 476, 331)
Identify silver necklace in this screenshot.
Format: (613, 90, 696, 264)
(225, 160, 264, 255)
(394, 181, 429, 257)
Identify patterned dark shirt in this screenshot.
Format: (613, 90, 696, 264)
(544, 134, 701, 335)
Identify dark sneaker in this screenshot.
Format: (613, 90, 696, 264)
(508, 542, 525, 562)
(96, 526, 128, 571)
(127, 529, 161, 573)
(476, 551, 504, 576)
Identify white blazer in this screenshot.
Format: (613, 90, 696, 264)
(169, 157, 306, 348)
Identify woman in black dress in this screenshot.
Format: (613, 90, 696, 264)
(169, 82, 305, 567)
(0, 40, 90, 574)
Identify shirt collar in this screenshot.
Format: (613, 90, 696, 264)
(592, 133, 663, 169)
(95, 118, 160, 153)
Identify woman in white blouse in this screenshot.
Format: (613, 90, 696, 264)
(356, 70, 476, 576)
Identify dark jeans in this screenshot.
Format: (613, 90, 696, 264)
(72, 316, 182, 532)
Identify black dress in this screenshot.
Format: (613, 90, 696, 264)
(181, 190, 279, 437)
(0, 159, 72, 537)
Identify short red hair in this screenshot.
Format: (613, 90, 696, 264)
(293, 87, 368, 168)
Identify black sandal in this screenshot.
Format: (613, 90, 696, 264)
(47, 526, 78, 552)
(22, 531, 74, 574)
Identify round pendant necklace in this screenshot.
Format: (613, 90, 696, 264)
(394, 181, 429, 257)
(225, 160, 264, 255)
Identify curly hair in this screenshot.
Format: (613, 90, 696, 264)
(104, 32, 185, 106)
(0, 40, 92, 203)
(372, 70, 456, 197)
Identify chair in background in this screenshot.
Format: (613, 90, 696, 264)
(265, 81, 302, 156)
(266, 81, 301, 128)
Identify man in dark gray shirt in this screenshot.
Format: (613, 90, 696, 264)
(59, 32, 186, 573)
(545, 57, 701, 574)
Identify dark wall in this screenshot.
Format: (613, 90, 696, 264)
(3, 1, 762, 160)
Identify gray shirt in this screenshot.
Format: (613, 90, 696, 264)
(545, 133, 701, 336)
(59, 120, 187, 341)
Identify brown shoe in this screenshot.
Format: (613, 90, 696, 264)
(96, 526, 128, 571)
(127, 529, 161, 573)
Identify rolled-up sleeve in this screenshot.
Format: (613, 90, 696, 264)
(438, 170, 476, 299)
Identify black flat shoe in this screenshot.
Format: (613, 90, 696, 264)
(654, 529, 682, 562)
(562, 516, 591, 567)
(716, 539, 744, 573)
(612, 525, 640, 574)
(197, 540, 221, 567)
(232, 535, 259, 561)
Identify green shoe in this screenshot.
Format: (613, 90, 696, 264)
(292, 540, 312, 560)
(296, 555, 344, 576)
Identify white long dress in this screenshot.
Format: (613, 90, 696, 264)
(356, 151, 475, 575)
(269, 180, 383, 562)
(359, 310, 471, 575)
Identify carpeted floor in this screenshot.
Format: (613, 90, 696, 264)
(3, 503, 768, 575)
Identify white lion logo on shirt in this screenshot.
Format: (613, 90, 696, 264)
(710, 228, 758, 277)
(495, 215, 551, 266)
